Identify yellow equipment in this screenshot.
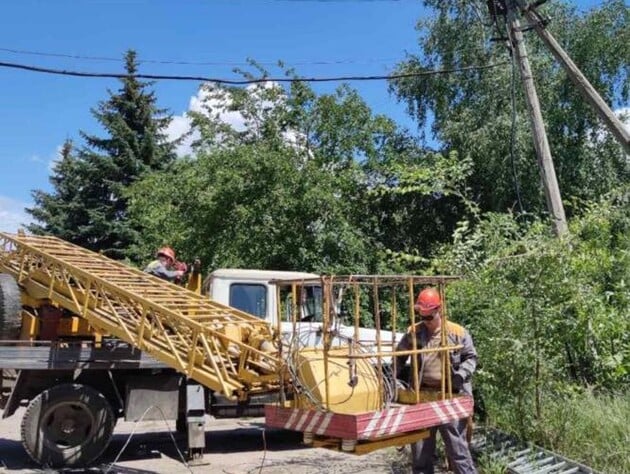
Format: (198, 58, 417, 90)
(0, 232, 280, 400)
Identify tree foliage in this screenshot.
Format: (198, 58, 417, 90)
(390, 0, 629, 216)
(128, 69, 463, 272)
(435, 187, 630, 440)
(28, 50, 176, 259)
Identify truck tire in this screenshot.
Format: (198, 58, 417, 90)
(21, 383, 115, 468)
(0, 273, 21, 340)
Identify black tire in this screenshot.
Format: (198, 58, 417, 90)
(21, 383, 115, 468)
(0, 273, 21, 340)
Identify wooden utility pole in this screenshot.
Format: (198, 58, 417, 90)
(506, 0, 568, 237)
(522, 5, 630, 155)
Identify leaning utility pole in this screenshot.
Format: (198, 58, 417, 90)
(506, 0, 568, 237)
(521, 3, 630, 155)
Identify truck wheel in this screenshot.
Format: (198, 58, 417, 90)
(0, 273, 21, 340)
(21, 383, 115, 468)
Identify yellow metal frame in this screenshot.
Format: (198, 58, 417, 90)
(0, 233, 281, 400)
(309, 429, 430, 454)
(279, 274, 462, 411)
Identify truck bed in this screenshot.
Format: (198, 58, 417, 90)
(0, 341, 166, 370)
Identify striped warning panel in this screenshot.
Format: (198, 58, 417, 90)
(265, 396, 473, 441)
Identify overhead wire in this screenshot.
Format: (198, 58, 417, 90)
(0, 46, 400, 67)
(504, 12, 526, 214)
(0, 59, 509, 84)
(484, 1, 525, 213)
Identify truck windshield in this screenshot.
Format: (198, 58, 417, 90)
(282, 285, 323, 322)
(303, 286, 323, 322)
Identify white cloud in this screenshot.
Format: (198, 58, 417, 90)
(166, 85, 248, 156)
(166, 81, 311, 157)
(166, 82, 293, 156)
(589, 107, 630, 147)
(615, 107, 630, 133)
(30, 146, 66, 173)
(0, 196, 31, 233)
(48, 145, 65, 172)
(166, 114, 197, 156)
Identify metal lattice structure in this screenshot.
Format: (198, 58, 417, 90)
(0, 233, 280, 400)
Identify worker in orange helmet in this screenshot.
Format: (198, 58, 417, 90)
(395, 287, 478, 474)
(144, 246, 185, 282)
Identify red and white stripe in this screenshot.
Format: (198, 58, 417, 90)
(265, 396, 473, 441)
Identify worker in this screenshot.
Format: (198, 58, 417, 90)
(395, 287, 478, 474)
(144, 246, 185, 282)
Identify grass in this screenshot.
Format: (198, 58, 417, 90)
(533, 391, 630, 474)
(385, 391, 629, 473)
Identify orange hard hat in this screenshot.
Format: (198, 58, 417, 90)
(414, 287, 442, 315)
(157, 246, 176, 262)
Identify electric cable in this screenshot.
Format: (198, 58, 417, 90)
(0, 59, 509, 84)
(505, 22, 525, 214)
(103, 405, 192, 474)
(0, 46, 399, 67)
(283, 318, 398, 411)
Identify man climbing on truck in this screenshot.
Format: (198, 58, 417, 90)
(144, 246, 185, 282)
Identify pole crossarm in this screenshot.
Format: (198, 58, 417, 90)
(0, 233, 281, 399)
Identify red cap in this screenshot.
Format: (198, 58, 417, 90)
(157, 246, 176, 262)
(414, 287, 441, 315)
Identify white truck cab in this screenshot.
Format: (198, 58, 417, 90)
(204, 269, 401, 350)
(204, 268, 321, 323)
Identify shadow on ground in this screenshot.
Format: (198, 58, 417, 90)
(0, 426, 308, 473)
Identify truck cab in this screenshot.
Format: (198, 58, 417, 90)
(204, 268, 401, 350)
(204, 268, 322, 325)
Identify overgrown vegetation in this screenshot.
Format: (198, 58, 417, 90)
(437, 189, 629, 473)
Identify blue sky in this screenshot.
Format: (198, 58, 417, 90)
(0, 0, 611, 232)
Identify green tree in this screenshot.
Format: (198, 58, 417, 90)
(129, 70, 446, 273)
(128, 143, 372, 273)
(28, 140, 88, 240)
(28, 50, 176, 259)
(434, 187, 630, 439)
(390, 0, 629, 217)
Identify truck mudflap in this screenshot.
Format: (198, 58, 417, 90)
(264, 395, 473, 444)
(2, 369, 24, 418)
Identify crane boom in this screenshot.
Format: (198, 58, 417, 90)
(0, 232, 281, 400)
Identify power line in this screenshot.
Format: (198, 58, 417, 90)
(0, 46, 400, 67)
(0, 60, 508, 84)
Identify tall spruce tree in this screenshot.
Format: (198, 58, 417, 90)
(28, 50, 176, 259)
(28, 140, 88, 240)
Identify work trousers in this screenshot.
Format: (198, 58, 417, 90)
(410, 417, 477, 474)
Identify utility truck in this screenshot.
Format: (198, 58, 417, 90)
(0, 232, 471, 468)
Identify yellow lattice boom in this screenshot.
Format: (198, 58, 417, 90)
(0, 232, 281, 400)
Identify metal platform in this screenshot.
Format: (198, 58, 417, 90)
(265, 395, 473, 447)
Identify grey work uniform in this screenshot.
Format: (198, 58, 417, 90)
(395, 321, 478, 474)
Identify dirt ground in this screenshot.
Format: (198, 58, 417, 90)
(0, 408, 411, 474)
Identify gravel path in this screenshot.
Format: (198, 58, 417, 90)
(0, 409, 412, 474)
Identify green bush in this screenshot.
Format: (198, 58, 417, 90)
(428, 188, 629, 470)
